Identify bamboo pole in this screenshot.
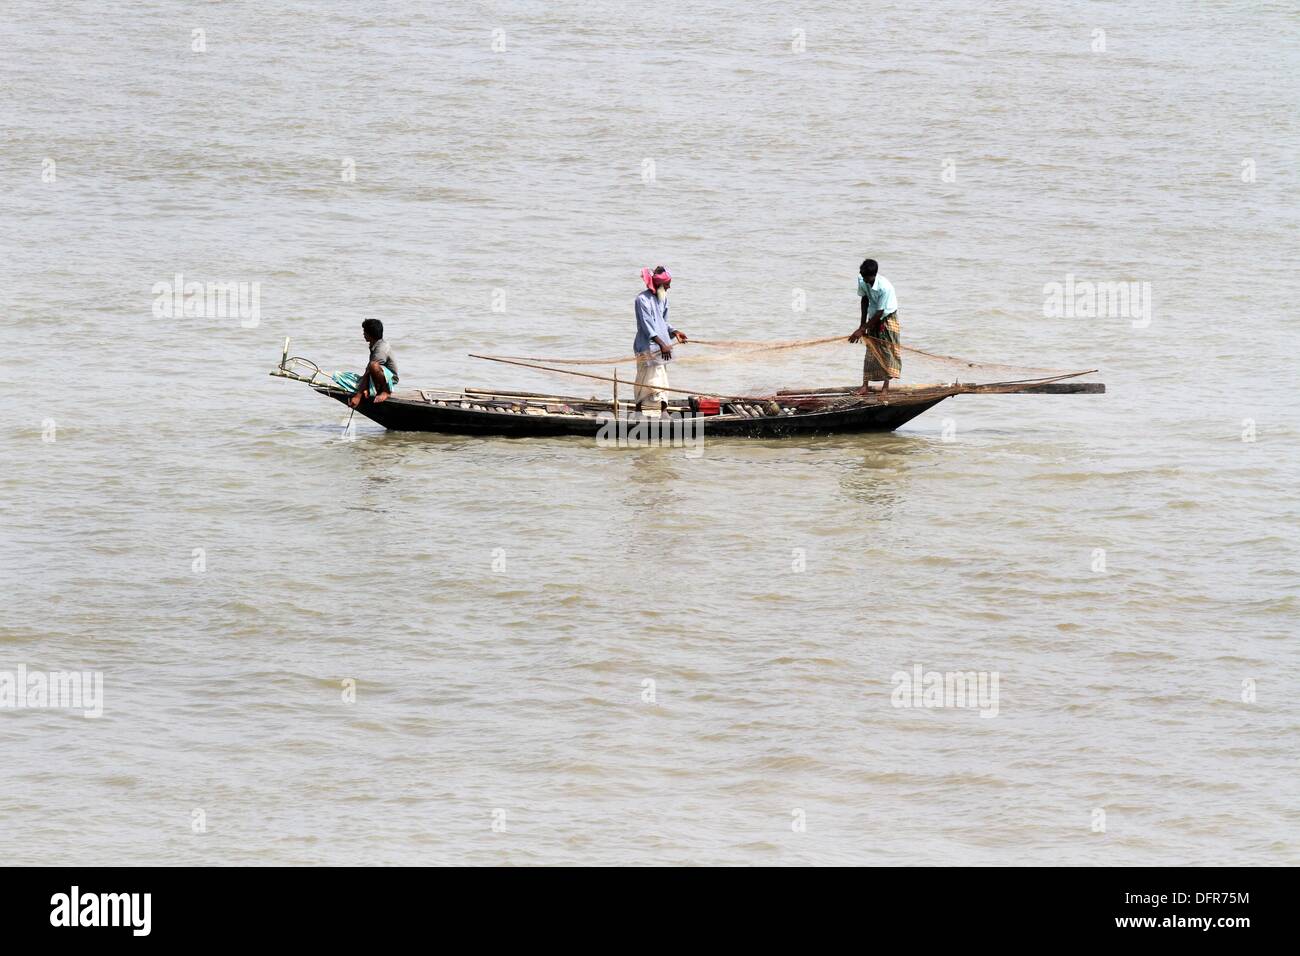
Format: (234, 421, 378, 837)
(464, 387, 586, 401)
(467, 353, 769, 403)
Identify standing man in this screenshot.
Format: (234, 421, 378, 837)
(848, 258, 901, 396)
(345, 318, 399, 407)
(633, 266, 687, 415)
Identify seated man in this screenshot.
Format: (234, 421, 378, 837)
(344, 318, 399, 407)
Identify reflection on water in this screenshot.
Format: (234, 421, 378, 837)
(618, 444, 687, 566)
(836, 435, 927, 515)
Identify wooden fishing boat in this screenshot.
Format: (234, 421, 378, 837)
(270, 341, 1103, 438)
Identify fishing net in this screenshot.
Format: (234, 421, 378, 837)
(477, 334, 1098, 401)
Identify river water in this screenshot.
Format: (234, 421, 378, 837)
(1, 1, 1297, 865)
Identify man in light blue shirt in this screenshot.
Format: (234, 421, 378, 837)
(633, 266, 687, 413)
(848, 258, 902, 395)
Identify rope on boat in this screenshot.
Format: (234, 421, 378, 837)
(274, 334, 1099, 414)
(480, 335, 855, 367)
(477, 334, 1079, 379)
(279, 351, 1094, 407)
(466, 354, 776, 403)
(466, 354, 1095, 407)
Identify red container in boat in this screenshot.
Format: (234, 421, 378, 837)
(691, 397, 722, 416)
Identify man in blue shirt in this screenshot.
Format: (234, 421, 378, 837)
(633, 266, 688, 414)
(848, 258, 901, 396)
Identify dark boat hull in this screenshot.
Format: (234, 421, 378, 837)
(321, 387, 947, 437)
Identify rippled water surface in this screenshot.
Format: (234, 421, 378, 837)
(2, 2, 1298, 865)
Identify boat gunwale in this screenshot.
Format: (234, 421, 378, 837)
(308, 382, 959, 425)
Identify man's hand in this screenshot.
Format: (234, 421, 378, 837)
(848, 327, 865, 344)
(659, 345, 672, 360)
(673, 330, 688, 343)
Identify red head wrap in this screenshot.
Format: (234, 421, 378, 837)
(641, 266, 672, 290)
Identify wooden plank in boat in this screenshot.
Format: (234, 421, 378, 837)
(997, 382, 1105, 394)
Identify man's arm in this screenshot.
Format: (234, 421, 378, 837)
(638, 296, 676, 357)
(849, 293, 871, 342)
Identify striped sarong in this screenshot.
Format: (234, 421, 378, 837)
(863, 311, 901, 382)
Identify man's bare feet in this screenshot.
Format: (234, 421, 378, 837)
(855, 384, 875, 396)
(348, 393, 363, 408)
(372, 391, 390, 404)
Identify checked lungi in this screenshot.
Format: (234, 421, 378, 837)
(862, 311, 902, 383)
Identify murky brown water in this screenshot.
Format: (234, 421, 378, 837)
(1, 1, 1297, 864)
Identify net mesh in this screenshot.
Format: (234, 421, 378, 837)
(479, 335, 1097, 400)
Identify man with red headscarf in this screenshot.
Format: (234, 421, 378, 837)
(632, 266, 687, 415)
